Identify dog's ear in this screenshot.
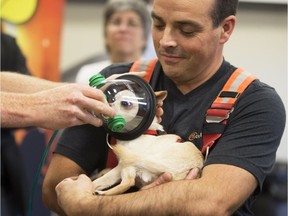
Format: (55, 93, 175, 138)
(155, 91, 168, 105)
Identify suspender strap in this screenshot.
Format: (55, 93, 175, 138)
(202, 68, 257, 154)
(106, 59, 158, 168)
(215, 68, 257, 104)
(129, 58, 158, 82)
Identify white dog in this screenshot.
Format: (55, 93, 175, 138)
(92, 91, 204, 195)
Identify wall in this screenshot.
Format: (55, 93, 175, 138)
(60, 2, 287, 162)
(61, 2, 105, 71)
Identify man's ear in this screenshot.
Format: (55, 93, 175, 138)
(155, 91, 168, 105)
(220, 15, 236, 44)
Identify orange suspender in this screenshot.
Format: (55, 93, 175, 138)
(202, 68, 257, 154)
(214, 68, 257, 104)
(129, 58, 158, 83)
(105, 60, 257, 168)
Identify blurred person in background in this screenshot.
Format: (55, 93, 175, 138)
(75, 0, 151, 84)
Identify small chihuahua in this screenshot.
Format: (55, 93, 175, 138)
(92, 91, 204, 195)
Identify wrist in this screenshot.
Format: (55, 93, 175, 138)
(25, 93, 46, 127)
(1, 92, 39, 128)
(72, 195, 99, 216)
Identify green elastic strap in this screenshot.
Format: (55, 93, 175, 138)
(108, 115, 126, 132)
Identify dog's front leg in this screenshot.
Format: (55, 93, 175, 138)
(96, 167, 136, 195)
(92, 165, 122, 192)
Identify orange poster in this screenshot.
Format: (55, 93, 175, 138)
(1, 0, 66, 81)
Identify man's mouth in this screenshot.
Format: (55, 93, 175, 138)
(159, 53, 184, 64)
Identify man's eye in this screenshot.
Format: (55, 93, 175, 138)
(181, 30, 196, 36)
(154, 25, 164, 30)
(121, 101, 133, 109)
(152, 20, 165, 30)
(180, 27, 196, 36)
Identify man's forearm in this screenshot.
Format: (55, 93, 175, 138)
(1, 92, 39, 128)
(1, 72, 62, 93)
(77, 180, 212, 216)
(56, 164, 257, 216)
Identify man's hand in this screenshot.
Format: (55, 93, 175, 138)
(55, 174, 95, 216)
(1, 83, 118, 129)
(141, 168, 201, 190)
(31, 83, 117, 129)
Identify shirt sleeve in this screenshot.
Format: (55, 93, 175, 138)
(55, 124, 109, 175)
(205, 80, 286, 191)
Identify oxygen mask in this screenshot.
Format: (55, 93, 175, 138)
(89, 74, 156, 140)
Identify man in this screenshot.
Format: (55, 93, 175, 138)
(43, 0, 286, 215)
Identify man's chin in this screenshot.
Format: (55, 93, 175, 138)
(161, 65, 180, 77)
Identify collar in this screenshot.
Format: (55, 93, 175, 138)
(144, 130, 183, 142)
(144, 130, 167, 136)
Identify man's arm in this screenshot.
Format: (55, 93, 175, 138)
(1, 83, 116, 129)
(52, 155, 257, 216)
(0, 72, 61, 93)
(43, 154, 87, 216)
(0, 71, 147, 93)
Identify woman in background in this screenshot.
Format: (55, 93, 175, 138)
(75, 0, 151, 84)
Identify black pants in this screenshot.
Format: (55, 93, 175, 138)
(1, 129, 28, 216)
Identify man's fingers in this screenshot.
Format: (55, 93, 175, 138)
(81, 96, 116, 118)
(80, 84, 108, 103)
(70, 175, 80, 180)
(78, 174, 92, 181)
(84, 116, 104, 127)
(141, 172, 172, 190)
(72, 107, 103, 128)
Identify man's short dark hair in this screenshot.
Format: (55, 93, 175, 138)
(211, 0, 239, 27)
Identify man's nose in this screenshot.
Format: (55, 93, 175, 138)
(159, 28, 177, 48)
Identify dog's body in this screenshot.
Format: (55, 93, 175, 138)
(92, 91, 204, 195)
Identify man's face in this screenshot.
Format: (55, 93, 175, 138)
(152, 0, 224, 85)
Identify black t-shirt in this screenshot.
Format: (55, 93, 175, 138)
(1, 32, 30, 74)
(56, 60, 286, 215)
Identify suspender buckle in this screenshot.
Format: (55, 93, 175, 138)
(218, 91, 240, 99)
(206, 107, 234, 123)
